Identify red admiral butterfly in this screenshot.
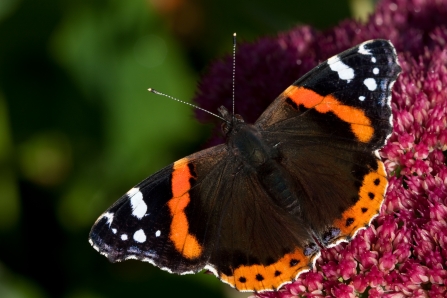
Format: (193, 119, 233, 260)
(89, 39, 401, 292)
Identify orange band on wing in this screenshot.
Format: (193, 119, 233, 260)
(333, 159, 387, 237)
(285, 86, 374, 143)
(220, 247, 318, 292)
(167, 158, 203, 259)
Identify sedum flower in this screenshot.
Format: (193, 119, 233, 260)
(194, 0, 447, 296)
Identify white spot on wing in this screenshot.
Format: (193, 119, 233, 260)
(328, 56, 354, 82)
(102, 212, 114, 227)
(121, 234, 128, 241)
(128, 187, 147, 219)
(371, 57, 376, 63)
(373, 67, 379, 75)
(134, 229, 147, 243)
(359, 96, 366, 101)
(155, 230, 161, 237)
(112, 228, 117, 234)
(339, 68, 355, 81)
(127, 187, 139, 196)
(358, 41, 372, 55)
(364, 78, 377, 91)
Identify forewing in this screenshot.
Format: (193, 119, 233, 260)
(89, 144, 228, 274)
(256, 39, 401, 150)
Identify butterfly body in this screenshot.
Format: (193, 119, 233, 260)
(220, 106, 315, 217)
(89, 39, 401, 292)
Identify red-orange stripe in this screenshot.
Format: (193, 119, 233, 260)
(167, 158, 202, 259)
(333, 160, 387, 236)
(285, 86, 374, 142)
(220, 247, 317, 291)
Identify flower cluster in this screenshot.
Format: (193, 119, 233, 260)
(194, 0, 447, 296)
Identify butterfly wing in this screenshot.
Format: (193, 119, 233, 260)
(90, 142, 321, 292)
(200, 158, 320, 292)
(89, 144, 228, 273)
(255, 39, 401, 246)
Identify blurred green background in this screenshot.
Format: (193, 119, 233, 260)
(0, 0, 374, 297)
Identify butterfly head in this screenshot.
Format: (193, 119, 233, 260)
(218, 105, 244, 135)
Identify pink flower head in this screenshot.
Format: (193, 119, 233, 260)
(194, 0, 447, 296)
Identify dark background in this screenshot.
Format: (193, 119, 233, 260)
(0, 0, 372, 297)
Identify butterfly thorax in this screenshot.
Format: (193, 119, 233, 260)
(219, 105, 275, 168)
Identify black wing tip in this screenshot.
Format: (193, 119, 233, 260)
(89, 217, 122, 262)
(357, 39, 399, 56)
(88, 236, 124, 263)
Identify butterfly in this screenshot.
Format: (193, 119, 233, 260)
(89, 39, 401, 292)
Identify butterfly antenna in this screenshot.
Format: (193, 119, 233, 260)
(148, 88, 227, 122)
(232, 32, 237, 122)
